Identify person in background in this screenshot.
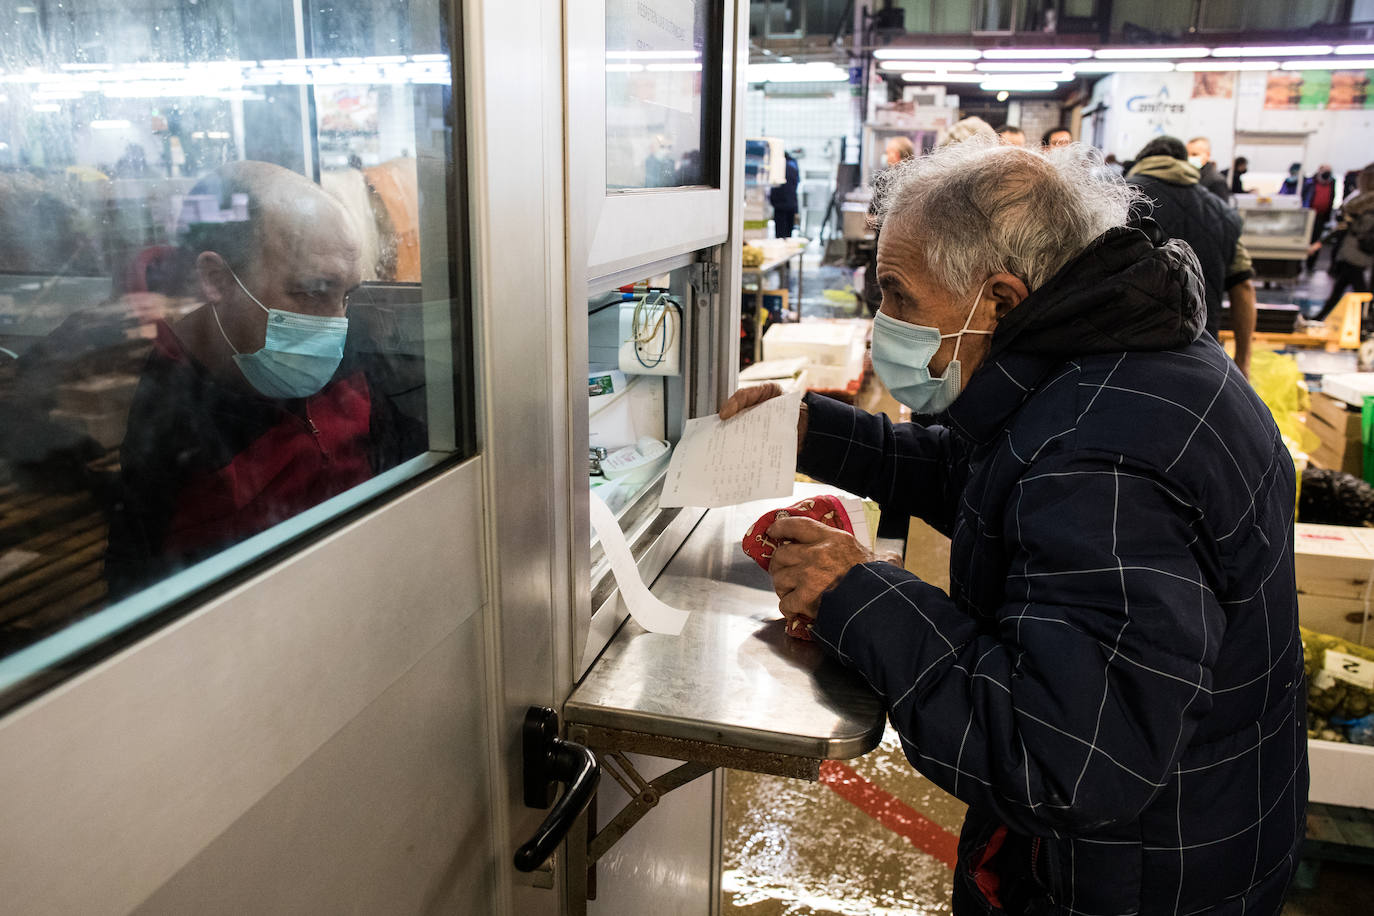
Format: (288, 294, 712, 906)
(1304, 164, 1338, 271)
(885, 136, 916, 167)
(943, 116, 997, 147)
(720, 138, 1304, 915)
(996, 125, 1026, 147)
(1126, 136, 1256, 377)
(1041, 126, 1071, 150)
(1231, 156, 1249, 194)
(1103, 152, 1124, 175)
(106, 161, 425, 594)
(1185, 135, 1230, 199)
(1312, 164, 1374, 321)
(1280, 162, 1303, 195)
(769, 151, 800, 239)
(864, 138, 920, 314)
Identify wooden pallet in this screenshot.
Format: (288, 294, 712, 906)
(1295, 802, 1374, 891)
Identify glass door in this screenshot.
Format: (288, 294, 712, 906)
(0, 0, 557, 911)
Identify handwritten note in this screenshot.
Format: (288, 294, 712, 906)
(659, 389, 802, 508)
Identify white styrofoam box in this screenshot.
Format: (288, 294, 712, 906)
(1318, 372, 1374, 408)
(764, 320, 868, 391)
(1308, 738, 1374, 807)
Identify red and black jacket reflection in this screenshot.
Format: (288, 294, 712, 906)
(106, 319, 426, 596)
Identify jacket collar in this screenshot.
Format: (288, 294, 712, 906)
(938, 226, 1206, 446)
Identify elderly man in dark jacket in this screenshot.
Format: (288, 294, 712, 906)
(1128, 136, 1257, 377)
(722, 140, 1306, 915)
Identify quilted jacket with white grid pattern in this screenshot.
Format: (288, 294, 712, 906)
(802, 227, 1307, 915)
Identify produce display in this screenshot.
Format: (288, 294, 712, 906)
(742, 244, 764, 268)
(1302, 625, 1374, 744)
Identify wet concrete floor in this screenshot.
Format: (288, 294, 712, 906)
(720, 510, 1372, 915)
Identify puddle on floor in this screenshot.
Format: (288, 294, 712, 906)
(722, 728, 962, 916)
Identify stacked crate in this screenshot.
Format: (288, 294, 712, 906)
(1308, 392, 1364, 478)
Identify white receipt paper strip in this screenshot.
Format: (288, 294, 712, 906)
(589, 492, 689, 635)
(658, 388, 802, 508)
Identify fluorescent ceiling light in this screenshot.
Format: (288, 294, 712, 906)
(1093, 47, 1208, 59)
(32, 103, 61, 112)
(977, 62, 1076, 72)
(979, 71, 1075, 83)
(60, 62, 114, 71)
(1074, 61, 1175, 73)
(873, 48, 980, 61)
(878, 60, 975, 72)
(981, 48, 1092, 60)
(1212, 45, 1334, 57)
(606, 50, 700, 60)
(646, 63, 702, 72)
(1335, 45, 1374, 55)
(899, 72, 985, 83)
(1281, 59, 1374, 70)
(411, 54, 448, 63)
(979, 79, 1059, 91)
(1177, 61, 1279, 72)
(606, 63, 643, 73)
(747, 62, 848, 83)
(363, 55, 407, 64)
(90, 119, 133, 129)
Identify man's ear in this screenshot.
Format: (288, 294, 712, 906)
(196, 251, 232, 305)
(988, 272, 1029, 320)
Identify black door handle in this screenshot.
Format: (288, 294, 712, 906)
(513, 706, 599, 873)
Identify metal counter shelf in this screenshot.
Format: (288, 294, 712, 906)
(561, 486, 889, 909)
(566, 486, 887, 776)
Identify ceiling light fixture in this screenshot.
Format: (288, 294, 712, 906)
(1211, 45, 1334, 57)
(978, 79, 1059, 91)
(878, 60, 976, 72)
(1074, 61, 1176, 73)
(981, 48, 1093, 60)
(1092, 47, 1209, 59)
(873, 48, 981, 61)
(898, 72, 986, 83)
(977, 62, 1076, 73)
(1280, 59, 1374, 71)
(747, 62, 849, 83)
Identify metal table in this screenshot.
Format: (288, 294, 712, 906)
(563, 487, 888, 910)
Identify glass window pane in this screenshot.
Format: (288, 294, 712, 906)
(0, 0, 472, 696)
(605, 0, 720, 191)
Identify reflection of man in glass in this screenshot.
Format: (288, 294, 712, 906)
(645, 134, 677, 187)
(106, 161, 425, 594)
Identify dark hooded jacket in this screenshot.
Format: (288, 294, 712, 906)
(800, 228, 1306, 915)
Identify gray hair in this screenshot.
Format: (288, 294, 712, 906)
(875, 138, 1141, 294)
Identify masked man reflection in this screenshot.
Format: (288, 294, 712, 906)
(107, 161, 424, 594)
(721, 141, 1305, 914)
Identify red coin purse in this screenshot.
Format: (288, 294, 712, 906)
(741, 495, 856, 641)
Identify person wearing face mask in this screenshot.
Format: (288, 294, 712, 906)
(1303, 164, 1338, 271)
(105, 161, 425, 594)
(720, 140, 1303, 915)
(1185, 136, 1230, 200)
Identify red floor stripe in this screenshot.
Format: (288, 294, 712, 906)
(819, 759, 959, 870)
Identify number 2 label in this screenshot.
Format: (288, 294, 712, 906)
(1324, 649, 1374, 691)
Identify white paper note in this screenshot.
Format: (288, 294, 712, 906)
(659, 389, 802, 508)
(589, 492, 689, 635)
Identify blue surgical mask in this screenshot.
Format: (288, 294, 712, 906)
(211, 269, 348, 399)
(871, 281, 993, 415)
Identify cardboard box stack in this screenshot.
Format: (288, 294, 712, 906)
(1307, 392, 1363, 477)
(1295, 523, 1374, 646)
